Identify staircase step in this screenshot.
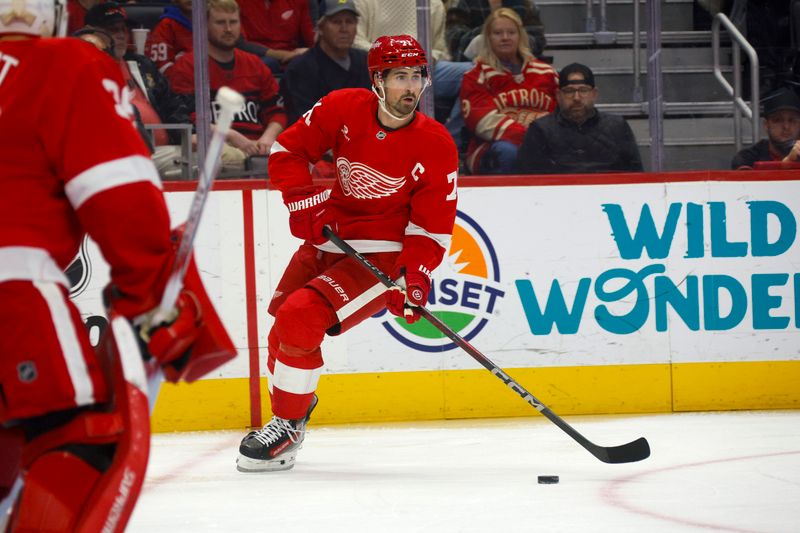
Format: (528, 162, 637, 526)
(547, 46, 731, 70)
(626, 116, 756, 142)
(537, 0, 695, 34)
(588, 71, 735, 103)
(639, 144, 741, 171)
(597, 101, 749, 117)
(545, 30, 722, 48)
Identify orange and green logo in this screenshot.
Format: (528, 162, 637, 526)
(378, 211, 505, 352)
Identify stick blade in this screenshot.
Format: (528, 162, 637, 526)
(593, 437, 651, 464)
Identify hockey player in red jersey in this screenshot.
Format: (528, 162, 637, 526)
(236, 35, 459, 472)
(0, 1, 235, 530)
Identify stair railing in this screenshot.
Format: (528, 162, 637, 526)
(712, 13, 759, 151)
(632, 0, 642, 101)
(586, 0, 616, 44)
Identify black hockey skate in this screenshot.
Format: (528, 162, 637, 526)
(236, 395, 318, 472)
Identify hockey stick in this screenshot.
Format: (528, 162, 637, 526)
(145, 87, 245, 408)
(0, 477, 23, 532)
(152, 86, 244, 323)
(322, 226, 651, 464)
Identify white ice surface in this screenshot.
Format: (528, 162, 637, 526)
(129, 411, 800, 532)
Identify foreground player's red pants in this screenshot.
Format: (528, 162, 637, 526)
(266, 244, 398, 419)
(0, 280, 109, 422)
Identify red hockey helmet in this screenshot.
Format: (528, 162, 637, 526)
(368, 34, 429, 76)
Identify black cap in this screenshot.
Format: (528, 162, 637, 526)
(558, 63, 595, 88)
(85, 2, 129, 27)
(319, 0, 360, 19)
(762, 88, 800, 117)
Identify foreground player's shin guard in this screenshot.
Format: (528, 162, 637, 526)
(236, 395, 318, 472)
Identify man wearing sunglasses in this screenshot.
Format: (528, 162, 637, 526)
(516, 62, 643, 174)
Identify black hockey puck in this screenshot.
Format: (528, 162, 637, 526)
(537, 475, 559, 484)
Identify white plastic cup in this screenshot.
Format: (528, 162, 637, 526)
(132, 28, 149, 55)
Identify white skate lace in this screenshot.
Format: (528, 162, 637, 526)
(252, 417, 303, 446)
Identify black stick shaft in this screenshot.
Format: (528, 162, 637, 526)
(323, 226, 650, 464)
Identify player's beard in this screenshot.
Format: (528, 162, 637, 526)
(390, 91, 418, 117)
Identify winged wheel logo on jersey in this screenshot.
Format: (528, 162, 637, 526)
(336, 157, 406, 200)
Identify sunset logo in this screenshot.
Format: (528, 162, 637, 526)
(378, 210, 505, 352)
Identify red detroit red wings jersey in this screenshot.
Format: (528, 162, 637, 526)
(146, 17, 193, 74)
(461, 57, 558, 170)
(269, 88, 459, 274)
(0, 38, 172, 316)
(169, 49, 287, 139)
(238, 0, 314, 51)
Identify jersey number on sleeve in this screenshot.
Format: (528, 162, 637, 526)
(0, 52, 19, 88)
(446, 170, 458, 201)
(303, 100, 322, 126)
(102, 79, 135, 122)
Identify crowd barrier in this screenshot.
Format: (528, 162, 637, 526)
(70, 170, 800, 432)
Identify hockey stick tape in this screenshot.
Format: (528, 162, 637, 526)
(214, 87, 245, 135)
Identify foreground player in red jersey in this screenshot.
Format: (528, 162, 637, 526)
(0, 1, 235, 530)
(237, 35, 459, 472)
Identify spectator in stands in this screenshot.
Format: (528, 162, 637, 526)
(353, 0, 446, 59)
(67, 0, 104, 36)
(85, 2, 193, 176)
(516, 63, 643, 174)
(460, 7, 557, 174)
(73, 25, 114, 56)
(352, 0, 473, 145)
(144, 0, 291, 76)
(237, 0, 315, 73)
(281, 0, 371, 125)
(168, 0, 286, 169)
(74, 25, 157, 148)
(145, 0, 193, 74)
(732, 87, 800, 169)
(74, 24, 164, 161)
(446, 0, 545, 62)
